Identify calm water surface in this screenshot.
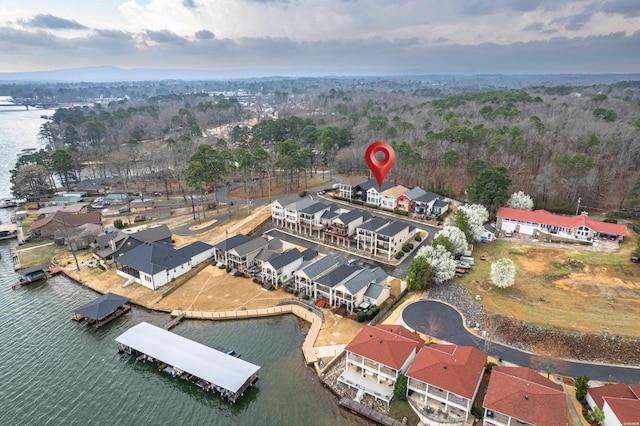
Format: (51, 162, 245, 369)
(0, 98, 366, 426)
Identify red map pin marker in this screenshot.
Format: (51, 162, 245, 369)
(365, 141, 395, 188)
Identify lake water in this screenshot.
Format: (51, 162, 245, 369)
(0, 98, 366, 426)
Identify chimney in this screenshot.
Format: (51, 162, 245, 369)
(109, 238, 117, 251)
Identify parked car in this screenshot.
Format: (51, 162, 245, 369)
(505, 231, 512, 237)
(631, 255, 639, 263)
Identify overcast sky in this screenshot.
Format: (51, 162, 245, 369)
(2, 0, 639, 75)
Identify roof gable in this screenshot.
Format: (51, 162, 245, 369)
(297, 255, 343, 280)
(315, 264, 359, 288)
(213, 234, 252, 251)
(403, 186, 427, 200)
(265, 248, 303, 270)
(117, 242, 191, 275)
(382, 185, 409, 198)
(588, 383, 638, 409)
(406, 344, 487, 399)
(484, 367, 566, 426)
(346, 325, 424, 370)
(603, 397, 640, 423)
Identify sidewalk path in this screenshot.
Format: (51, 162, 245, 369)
(172, 304, 322, 364)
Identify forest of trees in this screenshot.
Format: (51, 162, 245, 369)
(11, 77, 640, 215)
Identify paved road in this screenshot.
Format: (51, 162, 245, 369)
(402, 300, 640, 383)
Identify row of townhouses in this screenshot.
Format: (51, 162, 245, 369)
(339, 324, 570, 426)
(271, 198, 418, 261)
(336, 178, 449, 217)
(212, 234, 391, 310)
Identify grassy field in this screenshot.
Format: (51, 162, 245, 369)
(459, 236, 640, 338)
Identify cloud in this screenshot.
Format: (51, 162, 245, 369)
(19, 14, 88, 30)
(551, 10, 594, 31)
(434, 36, 448, 43)
(144, 29, 187, 44)
(182, 0, 197, 8)
(522, 22, 545, 31)
(458, 1, 497, 16)
(541, 29, 558, 34)
(195, 30, 215, 40)
(601, 0, 640, 17)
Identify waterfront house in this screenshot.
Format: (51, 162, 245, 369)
(586, 383, 640, 426)
(271, 200, 286, 226)
(380, 185, 409, 210)
(283, 198, 316, 231)
(314, 264, 360, 304)
(92, 224, 172, 268)
(406, 344, 487, 424)
(115, 241, 214, 290)
(396, 186, 427, 213)
(260, 248, 305, 288)
(54, 223, 103, 250)
(483, 366, 567, 426)
(227, 235, 270, 272)
(496, 207, 627, 242)
(293, 255, 347, 296)
(331, 267, 388, 311)
(36, 202, 89, 218)
(30, 211, 101, 240)
(338, 324, 425, 405)
(363, 282, 390, 307)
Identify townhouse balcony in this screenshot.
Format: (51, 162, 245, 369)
(407, 394, 466, 425)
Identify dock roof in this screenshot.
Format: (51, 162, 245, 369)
(115, 322, 260, 394)
(73, 292, 129, 321)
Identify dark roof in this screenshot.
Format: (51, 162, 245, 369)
(298, 255, 343, 280)
(335, 209, 365, 224)
(377, 221, 409, 237)
(232, 235, 268, 256)
(73, 292, 129, 321)
(340, 269, 377, 294)
(266, 249, 303, 270)
(17, 263, 50, 276)
(131, 224, 172, 243)
(403, 186, 427, 199)
(31, 211, 101, 231)
(301, 248, 317, 261)
(364, 283, 385, 299)
(413, 191, 441, 203)
(358, 217, 389, 231)
(321, 209, 340, 220)
(356, 178, 395, 192)
(299, 202, 329, 215)
(433, 199, 448, 208)
(178, 241, 214, 258)
(213, 234, 253, 251)
(94, 228, 124, 248)
(116, 242, 191, 275)
(315, 264, 359, 288)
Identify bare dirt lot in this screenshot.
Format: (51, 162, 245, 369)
(461, 233, 640, 338)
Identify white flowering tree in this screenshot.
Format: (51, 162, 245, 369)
(435, 225, 468, 255)
(490, 258, 516, 288)
(458, 204, 489, 241)
(416, 244, 456, 284)
(507, 191, 534, 211)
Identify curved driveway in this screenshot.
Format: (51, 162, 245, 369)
(402, 300, 640, 383)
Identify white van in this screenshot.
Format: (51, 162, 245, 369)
(505, 230, 512, 238)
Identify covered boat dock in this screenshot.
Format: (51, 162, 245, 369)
(72, 292, 131, 328)
(11, 263, 50, 289)
(115, 322, 260, 403)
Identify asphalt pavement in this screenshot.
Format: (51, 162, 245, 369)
(402, 300, 640, 383)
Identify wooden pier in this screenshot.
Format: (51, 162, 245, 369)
(339, 398, 405, 426)
(163, 312, 185, 330)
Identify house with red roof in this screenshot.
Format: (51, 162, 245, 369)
(483, 366, 567, 426)
(338, 324, 425, 405)
(586, 383, 640, 426)
(405, 344, 487, 424)
(496, 207, 627, 242)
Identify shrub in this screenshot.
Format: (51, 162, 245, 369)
(356, 311, 366, 323)
(406, 243, 414, 250)
(218, 264, 226, 269)
(393, 374, 408, 401)
(395, 251, 405, 259)
(293, 290, 299, 296)
(113, 219, 124, 229)
(299, 191, 308, 197)
(365, 203, 379, 209)
(415, 234, 422, 242)
(471, 406, 484, 419)
(575, 375, 590, 401)
(352, 199, 364, 205)
(333, 195, 349, 202)
(394, 209, 409, 216)
(303, 294, 310, 300)
(366, 306, 380, 321)
(603, 218, 618, 224)
(485, 361, 497, 372)
(402, 245, 411, 253)
(382, 208, 394, 213)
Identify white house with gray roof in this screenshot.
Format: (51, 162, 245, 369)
(213, 234, 269, 272)
(115, 241, 214, 290)
(293, 255, 347, 296)
(298, 201, 331, 236)
(332, 267, 389, 311)
(356, 218, 416, 261)
(261, 248, 305, 288)
(314, 264, 360, 305)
